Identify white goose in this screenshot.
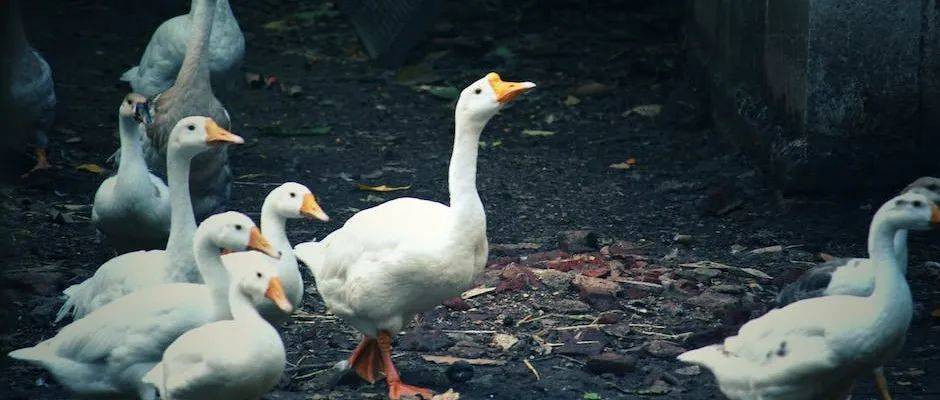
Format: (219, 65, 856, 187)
(294, 72, 534, 399)
(9, 211, 279, 399)
(56, 116, 243, 322)
(223, 182, 329, 323)
(678, 192, 940, 400)
(91, 93, 171, 252)
(143, 264, 291, 400)
(121, 0, 244, 98)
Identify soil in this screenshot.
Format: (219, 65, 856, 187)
(3, 1, 940, 399)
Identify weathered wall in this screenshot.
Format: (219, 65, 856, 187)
(688, 0, 934, 194)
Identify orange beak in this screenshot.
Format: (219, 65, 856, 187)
(487, 72, 536, 103)
(931, 203, 940, 225)
(247, 227, 281, 259)
(264, 276, 293, 313)
(220, 248, 235, 255)
(300, 193, 330, 221)
(204, 119, 244, 145)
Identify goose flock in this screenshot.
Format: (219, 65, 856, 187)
(4, 1, 939, 400)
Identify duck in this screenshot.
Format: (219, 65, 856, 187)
(91, 93, 171, 252)
(294, 72, 535, 399)
(138, 0, 234, 221)
(677, 192, 940, 400)
(775, 177, 940, 399)
(55, 116, 243, 323)
(120, 0, 244, 99)
(9, 211, 280, 399)
(143, 263, 292, 399)
(223, 182, 329, 323)
(0, 0, 56, 178)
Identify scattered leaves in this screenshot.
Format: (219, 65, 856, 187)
(583, 393, 601, 400)
(356, 183, 411, 192)
(461, 286, 496, 299)
(522, 129, 555, 137)
(75, 163, 105, 174)
(422, 355, 506, 366)
(564, 95, 582, 106)
(431, 389, 461, 400)
(739, 267, 773, 280)
(609, 158, 637, 170)
(490, 333, 519, 351)
(623, 104, 662, 118)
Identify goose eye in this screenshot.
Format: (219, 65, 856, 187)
(234, 224, 243, 231)
(187, 124, 195, 131)
(474, 88, 482, 95)
(913, 200, 923, 207)
(289, 192, 296, 198)
(256, 272, 262, 278)
(126, 100, 132, 105)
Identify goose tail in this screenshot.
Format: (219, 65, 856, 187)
(9, 343, 53, 365)
(120, 66, 139, 83)
(294, 241, 325, 278)
(55, 281, 87, 323)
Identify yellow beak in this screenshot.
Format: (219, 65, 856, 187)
(204, 119, 244, 145)
(265, 276, 293, 313)
(931, 203, 940, 225)
(300, 193, 330, 221)
(487, 72, 536, 103)
(247, 227, 281, 259)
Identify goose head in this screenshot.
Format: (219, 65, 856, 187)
(236, 268, 293, 314)
(268, 182, 330, 222)
(876, 192, 940, 231)
(902, 177, 940, 204)
(168, 116, 244, 158)
(118, 93, 151, 124)
(456, 72, 535, 123)
(200, 211, 281, 259)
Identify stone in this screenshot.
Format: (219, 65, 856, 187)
(676, 267, 721, 282)
(531, 268, 575, 290)
(572, 275, 621, 297)
(687, 290, 740, 314)
(601, 323, 632, 339)
(645, 340, 687, 358)
(585, 352, 636, 376)
(537, 299, 591, 314)
(557, 230, 600, 252)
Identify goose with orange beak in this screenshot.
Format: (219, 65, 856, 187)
(224, 182, 329, 323)
(57, 116, 245, 323)
(295, 73, 534, 399)
(10, 212, 282, 399)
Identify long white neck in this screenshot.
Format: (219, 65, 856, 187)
(115, 116, 149, 190)
(177, 0, 214, 92)
(228, 284, 265, 323)
(194, 232, 232, 318)
(259, 200, 290, 253)
(448, 112, 487, 238)
(867, 215, 912, 307)
(893, 229, 909, 274)
(165, 148, 199, 281)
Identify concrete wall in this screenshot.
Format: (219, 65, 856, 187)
(688, 0, 934, 194)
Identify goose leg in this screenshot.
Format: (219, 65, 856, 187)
(21, 147, 50, 178)
(874, 367, 893, 400)
(377, 331, 433, 400)
(347, 336, 382, 384)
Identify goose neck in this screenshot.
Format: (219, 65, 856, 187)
(165, 149, 199, 279)
(259, 200, 290, 252)
(228, 284, 265, 323)
(194, 233, 232, 318)
(893, 229, 909, 274)
(448, 113, 485, 219)
(115, 117, 147, 183)
(177, 0, 215, 91)
(867, 216, 911, 305)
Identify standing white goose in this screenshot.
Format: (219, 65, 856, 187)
(0, 0, 56, 177)
(143, 265, 292, 400)
(9, 212, 279, 399)
(121, 0, 244, 98)
(55, 116, 243, 322)
(91, 93, 171, 252)
(223, 182, 329, 323)
(677, 192, 940, 400)
(294, 72, 534, 399)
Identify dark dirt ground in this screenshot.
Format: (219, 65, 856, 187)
(3, 0, 940, 399)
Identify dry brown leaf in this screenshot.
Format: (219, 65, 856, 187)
(75, 163, 105, 174)
(460, 286, 496, 299)
(356, 183, 412, 192)
(422, 355, 506, 366)
(738, 267, 772, 280)
(609, 158, 637, 170)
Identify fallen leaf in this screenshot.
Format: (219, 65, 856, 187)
(245, 72, 262, 88)
(679, 261, 734, 270)
(522, 129, 555, 137)
(461, 286, 496, 299)
(583, 393, 601, 400)
(609, 158, 637, 170)
(236, 173, 269, 180)
(422, 355, 506, 366)
(75, 163, 105, 174)
(65, 137, 82, 144)
(284, 84, 303, 97)
(395, 64, 441, 85)
(431, 389, 461, 400)
(564, 95, 581, 106)
(490, 333, 519, 351)
(356, 183, 411, 192)
(623, 104, 662, 118)
(571, 82, 612, 96)
(750, 245, 783, 255)
(738, 267, 773, 280)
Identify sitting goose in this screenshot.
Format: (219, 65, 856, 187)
(121, 0, 244, 99)
(775, 177, 940, 399)
(10, 211, 279, 399)
(141, 0, 233, 221)
(56, 116, 243, 322)
(223, 182, 329, 323)
(0, 0, 56, 177)
(91, 93, 171, 252)
(678, 192, 940, 400)
(143, 265, 291, 400)
(294, 73, 535, 399)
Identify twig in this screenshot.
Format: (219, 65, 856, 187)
(556, 354, 585, 365)
(292, 367, 333, 380)
(441, 329, 496, 334)
(635, 330, 693, 340)
(628, 323, 666, 329)
(523, 359, 540, 381)
(553, 324, 603, 331)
